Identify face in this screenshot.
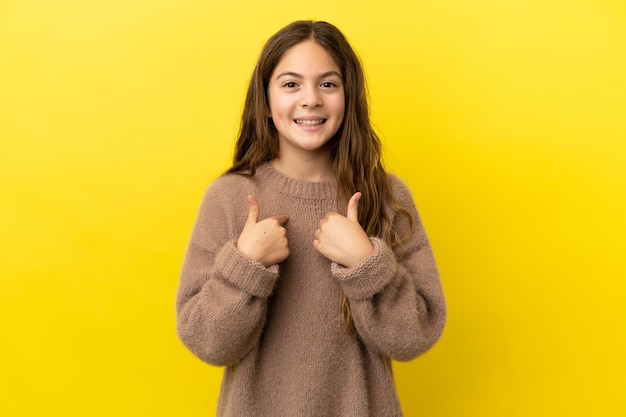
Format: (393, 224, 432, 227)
(268, 40, 345, 160)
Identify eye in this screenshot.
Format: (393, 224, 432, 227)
(283, 81, 298, 88)
(320, 81, 338, 88)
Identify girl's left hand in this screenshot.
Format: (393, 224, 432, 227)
(313, 192, 374, 268)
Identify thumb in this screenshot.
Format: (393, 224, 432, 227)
(246, 195, 260, 225)
(271, 214, 289, 226)
(346, 192, 361, 222)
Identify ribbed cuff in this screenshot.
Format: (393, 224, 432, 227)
(214, 240, 279, 298)
(331, 238, 397, 300)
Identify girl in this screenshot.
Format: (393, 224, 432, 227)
(176, 20, 446, 417)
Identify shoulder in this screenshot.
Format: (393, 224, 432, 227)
(386, 173, 415, 207)
(192, 173, 264, 237)
(198, 168, 273, 217)
(384, 173, 426, 239)
(204, 172, 261, 201)
(194, 174, 252, 222)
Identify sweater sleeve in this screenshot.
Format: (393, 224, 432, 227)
(331, 179, 446, 361)
(176, 181, 278, 366)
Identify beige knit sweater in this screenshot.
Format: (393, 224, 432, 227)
(176, 163, 446, 416)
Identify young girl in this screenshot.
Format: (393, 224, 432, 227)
(176, 20, 446, 417)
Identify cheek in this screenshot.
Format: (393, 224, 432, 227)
(335, 94, 346, 121)
(268, 99, 291, 133)
(335, 105, 346, 126)
(267, 87, 281, 118)
(269, 96, 290, 120)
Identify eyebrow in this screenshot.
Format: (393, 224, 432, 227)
(275, 70, 342, 80)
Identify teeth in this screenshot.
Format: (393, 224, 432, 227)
(295, 119, 324, 126)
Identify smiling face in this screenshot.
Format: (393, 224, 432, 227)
(268, 40, 345, 163)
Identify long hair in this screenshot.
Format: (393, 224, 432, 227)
(227, 20, 413, 332)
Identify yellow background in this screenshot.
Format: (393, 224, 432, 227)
(1, 0, 624, 415)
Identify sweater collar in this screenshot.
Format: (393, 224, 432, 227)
(257, 163, 336, 200)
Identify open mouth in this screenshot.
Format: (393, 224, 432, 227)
(294, 119, 326, 126)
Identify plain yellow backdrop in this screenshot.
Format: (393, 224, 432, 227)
(1, 0, 624, 416)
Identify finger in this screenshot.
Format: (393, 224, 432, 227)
(346, 192, 361, 222)
(271, 214, 289, 226)
(246, 195, 259, 225)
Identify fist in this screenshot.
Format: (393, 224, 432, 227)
(236, 196, 290, 267)
(313, 192, 374, 268)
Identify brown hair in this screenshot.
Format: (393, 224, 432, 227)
(227, 20, 413, 331)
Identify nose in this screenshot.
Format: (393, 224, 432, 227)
(300, 85, 322, 108)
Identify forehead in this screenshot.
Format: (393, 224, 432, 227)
(272, 40, 341, 77)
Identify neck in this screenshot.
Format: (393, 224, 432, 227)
(270, 151, 333, 183)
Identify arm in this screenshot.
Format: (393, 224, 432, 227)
(332, 182, 446, 361)
(176, 182, 278, 366)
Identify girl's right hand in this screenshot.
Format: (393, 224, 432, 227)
(236, 195, 290, 267)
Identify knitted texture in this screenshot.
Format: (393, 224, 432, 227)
(176, 163, 446, 416)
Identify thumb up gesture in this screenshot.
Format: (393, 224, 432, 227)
(313, 192, 374, 268)
(237, 196, 290, 267)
